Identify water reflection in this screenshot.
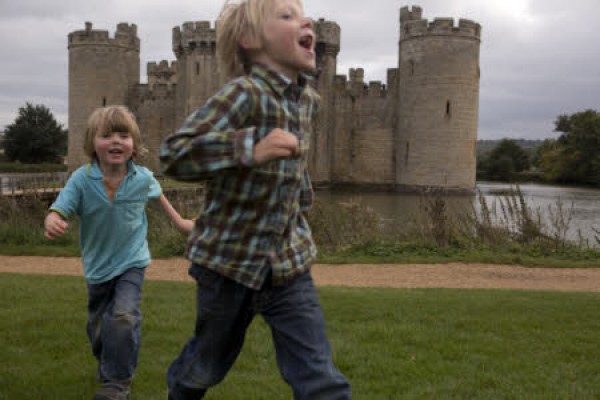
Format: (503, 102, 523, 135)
(478, 183, 600, 245)
(316, 183, 600, 245)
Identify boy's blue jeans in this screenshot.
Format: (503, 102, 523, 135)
(167, 265, 351, 400)
(87, 267, 145, 384)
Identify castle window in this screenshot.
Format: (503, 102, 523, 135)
(102, 97, 107, 106)
(405, 142, 410, 166)
(409, 60, 415, 76)
(446, 100, 452, 118)
(196, 63, 200, 75)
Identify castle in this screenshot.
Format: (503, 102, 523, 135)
(67, 5, 481, 192)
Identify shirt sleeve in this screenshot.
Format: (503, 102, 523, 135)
(49, 170, 82, 219)
(159, 79, 257, 181)
(147, 171, 162, 200)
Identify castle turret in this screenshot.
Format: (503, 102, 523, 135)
(172, 21, 223, 126)
(395, 6, 481, 191)
(147, 60, 177, 88)
(67, 22, 140, 169)
(348, 68, 366, 97)
(311, 18, 341, 184)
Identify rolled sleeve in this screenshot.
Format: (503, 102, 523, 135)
(160, 79, 258, 180)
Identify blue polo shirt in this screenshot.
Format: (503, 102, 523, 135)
(50, 161, 162, 284)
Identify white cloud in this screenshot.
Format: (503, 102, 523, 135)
(0, 0, 599, 140)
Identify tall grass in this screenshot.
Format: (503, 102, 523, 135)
(2, 273, 600, 399)
(0, 194, 80, 256)
(1, 184, 598, 264)
(307, 186, 600, 265)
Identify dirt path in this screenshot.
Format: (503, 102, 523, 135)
(2, 255, 600, 292)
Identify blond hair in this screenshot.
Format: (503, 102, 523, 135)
(84, 105, 147, 161)
(216, 0, 303, 78)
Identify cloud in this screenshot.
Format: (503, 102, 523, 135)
(0, 0, 599, 141)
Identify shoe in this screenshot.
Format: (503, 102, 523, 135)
(93, 383, 130, 400)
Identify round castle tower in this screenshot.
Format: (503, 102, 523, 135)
(395, 6, 481, 191)
(67, 22, 140, 169)
(172, 21, 223, 126)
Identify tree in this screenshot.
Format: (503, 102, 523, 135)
(4, 103, 67, 164)
(539, 109, 600, 185)
(479, 139, 530, 181)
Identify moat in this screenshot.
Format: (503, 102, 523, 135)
(317, 183, 600, 246)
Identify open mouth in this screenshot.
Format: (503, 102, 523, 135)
(299, 34, 314, 51)
(108, 149, 123, 154)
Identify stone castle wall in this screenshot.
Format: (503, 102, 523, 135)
(67, 5, 481, 192)
(395, 7, 481, 190)
(67, 22, 140, 168)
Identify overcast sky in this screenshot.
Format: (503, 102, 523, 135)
(1, 0, 599, 140)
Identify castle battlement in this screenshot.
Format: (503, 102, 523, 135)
(367, 81, 386, 98)
(400, 6, 423, 23)
(172, 21, 216, 57)
(335, 69, 388, 98)
(314, 19, 341, 55)
(349, 68, 364, 84)
(68, 22, 139, 50)
(136, 83, 176, 102)
(399, 6, 481, 41)
(147, 60, 177, 76)
(147, 60, 177, 87)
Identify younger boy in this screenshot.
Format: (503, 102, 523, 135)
(160, 0, 351, 399)
(45, 106, 193, 400)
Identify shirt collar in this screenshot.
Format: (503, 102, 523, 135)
(86, 159, 138, 179)
(249, 63, 313, 98)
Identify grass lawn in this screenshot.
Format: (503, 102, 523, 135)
(2, 273, 600, 399)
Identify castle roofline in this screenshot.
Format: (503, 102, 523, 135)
(68, 22, 140, 50)
(400, 6, 481, 41)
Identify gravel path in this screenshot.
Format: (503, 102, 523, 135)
(2, 256, 600, 292)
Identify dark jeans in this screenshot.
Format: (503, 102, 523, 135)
(167, 265, 351, 400)
(87, 267, 145, 384)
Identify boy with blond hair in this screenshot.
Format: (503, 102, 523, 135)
(160, 0, 351, 398)
(45, 105, 193, 400)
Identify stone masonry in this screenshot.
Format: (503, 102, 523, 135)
(67, 5, 481, 192)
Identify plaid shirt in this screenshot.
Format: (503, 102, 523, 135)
(160, 64, 319, 289)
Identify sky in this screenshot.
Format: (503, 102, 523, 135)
(0, 0, 599, 140)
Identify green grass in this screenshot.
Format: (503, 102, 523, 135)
(2, 273, 600, 399)
(318, 241, 600, 268)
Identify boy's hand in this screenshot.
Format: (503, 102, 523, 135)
(253, 128, 299, 164)
(44, 212, 68, 240)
